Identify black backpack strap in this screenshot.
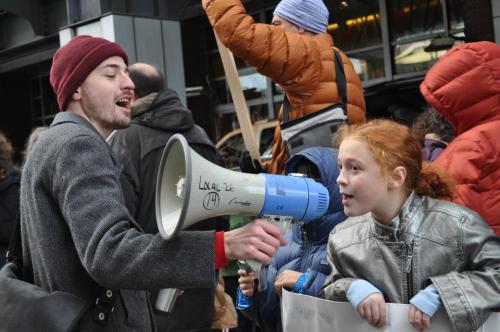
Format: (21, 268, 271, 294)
(282, 95, 291, 123)
(333, 48, 348, 115)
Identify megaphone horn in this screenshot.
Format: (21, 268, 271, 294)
(155, 134, 329, 240)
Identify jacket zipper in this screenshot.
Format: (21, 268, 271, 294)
(405, 240, 414, 301)
(300, 226, 311, 272)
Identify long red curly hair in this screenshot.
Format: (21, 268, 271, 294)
(336, 119, 455, 200)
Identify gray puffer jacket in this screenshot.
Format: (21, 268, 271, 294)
(321, 192, 500, 332)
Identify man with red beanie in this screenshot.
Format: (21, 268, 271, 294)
(20, 35, 285, 331)
(420, 41, 500, 235)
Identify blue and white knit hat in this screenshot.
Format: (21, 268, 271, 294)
(273, 0, 329, 34)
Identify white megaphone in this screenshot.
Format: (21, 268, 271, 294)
(154, 134, 329, 312)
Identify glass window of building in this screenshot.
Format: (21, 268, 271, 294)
(393, 40, 448, 74)
(325, 0, 385, 82)
(326, 0, 382, 50)
(447, 0, 465, 36)
(390, 0, 445, 42)
(388, 0, 464, 75)
(30, 73, 58, 126)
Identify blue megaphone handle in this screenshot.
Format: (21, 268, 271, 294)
(236, 287, 253, 310)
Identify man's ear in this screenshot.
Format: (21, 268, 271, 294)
(297, 27, 306, 34)
(389, 166, 406, 190)
(72, 87, 82, 101)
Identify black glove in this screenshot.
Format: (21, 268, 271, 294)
(239, 151, 264, 174)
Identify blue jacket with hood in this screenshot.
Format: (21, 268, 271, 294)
(241, 147, 346, 332)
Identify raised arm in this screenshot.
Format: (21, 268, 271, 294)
(202, 0, 324, 94)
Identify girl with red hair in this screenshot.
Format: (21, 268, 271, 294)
(321, 119, 500, 332)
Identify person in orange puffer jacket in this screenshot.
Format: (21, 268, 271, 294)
(202, 0, 366, 174)
(420, 41, 500, 235)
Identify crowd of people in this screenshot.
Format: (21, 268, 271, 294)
(0, 0, 499, 332)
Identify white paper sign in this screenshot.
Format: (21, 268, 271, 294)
(281, 289, 500, 332)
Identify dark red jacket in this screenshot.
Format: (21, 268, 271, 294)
(420, 41, 500, 234)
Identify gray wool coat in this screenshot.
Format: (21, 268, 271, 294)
(20, 112, 216, 331)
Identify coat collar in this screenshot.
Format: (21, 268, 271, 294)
(51, 111, 100, 136)
(370, 191, 419, 242)
(50, 112, 118, 166)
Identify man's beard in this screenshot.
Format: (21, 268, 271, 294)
(113, 115, 131, 129)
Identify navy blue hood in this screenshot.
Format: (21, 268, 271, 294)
(285, 147, 346, 243)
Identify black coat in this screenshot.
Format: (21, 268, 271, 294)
(109, 88, 226, 331)
(0, 168, 20, 266)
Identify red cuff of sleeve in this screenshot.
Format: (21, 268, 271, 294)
(214, 231, 229, 269)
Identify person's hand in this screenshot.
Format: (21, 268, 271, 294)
(238, 268, 256, 297)
(239, 151, 264, 174)
(357, 293, 387, 328)
(408, 304, 432, 331)
(274, 270, 302, 296)
(224, 219, 287, 264)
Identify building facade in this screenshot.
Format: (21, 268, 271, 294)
(0, 0, 498, 162)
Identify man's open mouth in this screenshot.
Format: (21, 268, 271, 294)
(115, 97, 131, 108)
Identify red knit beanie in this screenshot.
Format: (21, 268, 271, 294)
(50, 35, 128, 111)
